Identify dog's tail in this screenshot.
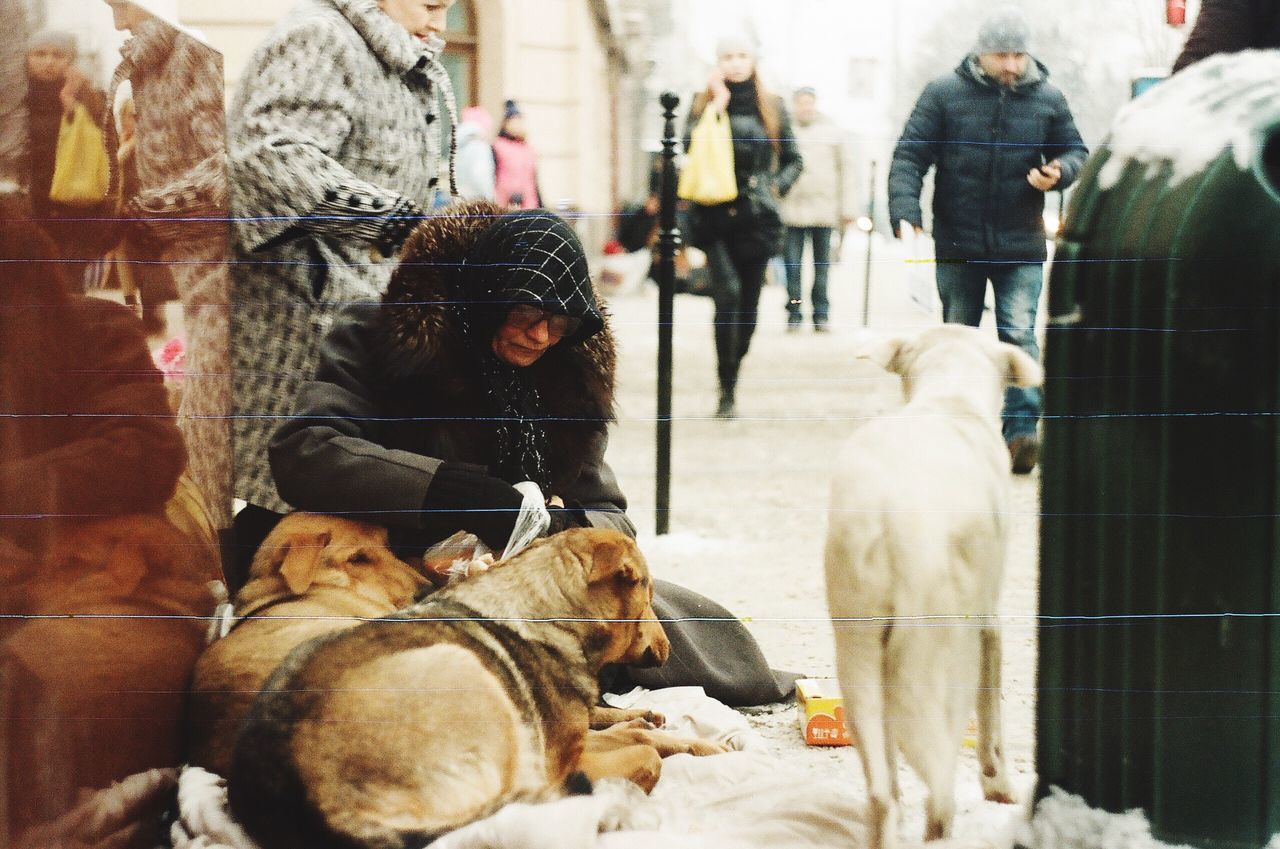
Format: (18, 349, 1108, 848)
(396, 772, 594, 849)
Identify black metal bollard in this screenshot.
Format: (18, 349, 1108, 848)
(655, 91, 681, 536)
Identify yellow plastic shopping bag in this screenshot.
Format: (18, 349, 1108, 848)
(677, 108, 737, 206)
(49, 103, 110, 206)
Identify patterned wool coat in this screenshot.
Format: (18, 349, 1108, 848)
(230, 0, 455, 511)
(106, 16, 232, 527)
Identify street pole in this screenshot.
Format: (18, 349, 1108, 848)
(655, 91, 681, 536)
(862, 159, 877, 327)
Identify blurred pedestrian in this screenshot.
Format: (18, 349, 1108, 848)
(684, 34, 802, 419)
(0, 213, 217, 846)
(780, 86, 854, 333)
(1172, 0, 1280, 73)
(228, 0, 458, 583)
(0, 0, 29, 195)
(103, 0, 233, 529)
(888, 6, 1088, 473)
(493, 98, 542, 209)
(455, 104, 496, 200)
(24, 29, 113, 276)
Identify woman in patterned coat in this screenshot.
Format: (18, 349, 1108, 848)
(104, 0, 231, 528)
(229, 0, 458, 548)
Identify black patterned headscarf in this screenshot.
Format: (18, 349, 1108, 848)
(452, 210, 603, 489)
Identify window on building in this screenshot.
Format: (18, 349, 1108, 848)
(443, 0, 478, 108)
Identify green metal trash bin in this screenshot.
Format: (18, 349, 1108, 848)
(1038, 53, 1280, 848)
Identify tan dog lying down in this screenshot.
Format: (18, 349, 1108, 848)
(228, 527, 725, 849)
(186, 513, 431, 778)
(825, 325, 1037, 848)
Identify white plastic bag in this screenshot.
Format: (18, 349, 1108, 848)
(502, 481, 551, 560)
(900, 220, 941, 318)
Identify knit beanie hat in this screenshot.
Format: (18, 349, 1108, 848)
(28, 29, 76, 56)
(715, 33, 757, 59)
(974, 6, 1031, 54)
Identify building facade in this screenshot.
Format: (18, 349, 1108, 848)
(182, 0, 642, 247)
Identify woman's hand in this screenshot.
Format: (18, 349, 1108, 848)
(59, 67, 86, 115)
(707, 67, 730, 114)
(547, 495, 565, 508)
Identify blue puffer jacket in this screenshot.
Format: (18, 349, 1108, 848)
(888, 57, 1089, 263)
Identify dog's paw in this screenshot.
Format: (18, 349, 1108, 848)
(685, 739, 732, 757)
(980, 771, 1017, 805)
(640, 709, 665, 728)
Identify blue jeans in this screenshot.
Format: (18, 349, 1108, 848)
(783, 226, 833, 325)
(935, 261, 1043, 440)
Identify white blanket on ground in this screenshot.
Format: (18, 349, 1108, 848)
(171, 752, 869, 849)
(169, 686, 991, 849)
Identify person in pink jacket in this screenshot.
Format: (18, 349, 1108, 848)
(492, 98, 541, 209)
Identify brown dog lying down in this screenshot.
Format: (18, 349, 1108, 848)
(228, 528, 727, 849)
(186, 513, 432, 778)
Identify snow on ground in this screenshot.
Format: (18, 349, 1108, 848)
(600, 238, 1043, 845)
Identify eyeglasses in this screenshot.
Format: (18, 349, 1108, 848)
(506, 303, 583, 338)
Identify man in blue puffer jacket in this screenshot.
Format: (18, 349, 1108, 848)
(888, 5, 1088, 474)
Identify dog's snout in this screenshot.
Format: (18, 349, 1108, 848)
(637, 645, 663, 668)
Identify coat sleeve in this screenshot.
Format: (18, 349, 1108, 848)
(887, 81, 945, 235)
(1044, 90, 1090, 191)
(773, 98, 803, 197)
(130, 36, 228, 241)
(229, 19, 419, 254)
(558, 429, 636, 538)
(268, 307, 444, 529)
(1172, 0, 1255, 73)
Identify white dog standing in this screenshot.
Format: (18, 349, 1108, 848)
(824, 325, 1038, 848)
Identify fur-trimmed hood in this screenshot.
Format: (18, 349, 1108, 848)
(375, 199, 617, 433)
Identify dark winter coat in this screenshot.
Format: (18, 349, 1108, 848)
(1173, 0, 1280, 73)
(684, 81, 803, 260)
(888, 57, 1089, 263)
(268, 205, 634, 551)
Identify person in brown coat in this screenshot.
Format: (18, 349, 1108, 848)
(0, 212, 218, 846)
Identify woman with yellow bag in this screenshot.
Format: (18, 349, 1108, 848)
(682, 34, 802, 419)
(24, 30, 113, 282)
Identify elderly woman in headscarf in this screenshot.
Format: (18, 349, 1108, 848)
(266, 202, 796, 707)
(229, 0, 460, 554)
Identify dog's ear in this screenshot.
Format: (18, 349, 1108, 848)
(586, 533, 643, 585)
(998, 343, 1043, 388)
(856, 334, 910, 375)
(279, 532, 330, 595)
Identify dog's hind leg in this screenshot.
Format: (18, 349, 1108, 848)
(977, 624, 1015, 804)
(834, 621, 899, 849)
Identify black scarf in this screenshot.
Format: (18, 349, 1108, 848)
(450, 211, 602, 489)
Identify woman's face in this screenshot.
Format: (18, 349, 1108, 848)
(103, 0, 149, 31)
(718, 50, 755, 84)
(378, 0, 455, 41)
(490, 304, 580, 367)
(26, 47, 72, 83)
